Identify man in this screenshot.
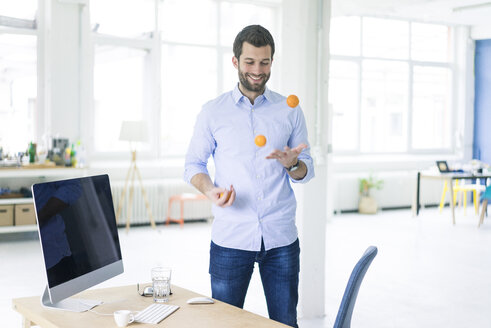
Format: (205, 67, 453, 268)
(184, 25, 314, 327)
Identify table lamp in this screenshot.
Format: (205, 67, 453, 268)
(116, 120, 156, 231)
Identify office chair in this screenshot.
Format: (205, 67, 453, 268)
(333, 246, 378, 328)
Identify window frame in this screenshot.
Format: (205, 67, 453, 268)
(329, 17, 456, 156)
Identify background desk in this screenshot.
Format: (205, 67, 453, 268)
(12, 284, 288, 328)
(413, 171, 491, 224)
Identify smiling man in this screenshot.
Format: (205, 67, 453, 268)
(184, 25, 314, 328)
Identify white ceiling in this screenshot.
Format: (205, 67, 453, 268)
(331, 0, 491, 27)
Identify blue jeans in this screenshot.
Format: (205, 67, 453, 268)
(209, 239, 300, 328)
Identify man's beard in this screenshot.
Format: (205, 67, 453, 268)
(238, 68, 270, 93)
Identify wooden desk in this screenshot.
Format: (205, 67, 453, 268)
(413, 171, 491, 224)
(12, 284, 288, 328)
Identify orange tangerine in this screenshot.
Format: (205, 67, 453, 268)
(286, 95, 299, 108)
(254, 135, 267, 147)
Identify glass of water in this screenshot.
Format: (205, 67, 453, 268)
(151, 267, 171, 303)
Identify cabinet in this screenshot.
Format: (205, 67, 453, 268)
(15, 203, 36, 225)
(0, 199, 36, 228)
(0, 204, 14, 226)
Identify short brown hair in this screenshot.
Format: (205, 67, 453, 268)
(233, 25, 275, 60)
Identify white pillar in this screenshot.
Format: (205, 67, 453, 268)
(38, 0, 88, 142)
(281, 0, 332, 320)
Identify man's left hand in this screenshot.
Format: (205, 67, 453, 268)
(265, 143, 307, 168)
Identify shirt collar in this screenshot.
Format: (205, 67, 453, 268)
(232, 83, 243, 104)
(232, 83, 273, 105)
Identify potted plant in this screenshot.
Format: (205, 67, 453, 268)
(358, 175, 384, 214)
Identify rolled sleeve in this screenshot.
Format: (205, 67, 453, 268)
(184, 107, 215, 184)
(288, 106, 315, 184)
(291, 154, 314, 183)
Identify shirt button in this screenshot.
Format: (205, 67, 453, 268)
(252, 109, 255, 112)
(256, 175, 260, 179)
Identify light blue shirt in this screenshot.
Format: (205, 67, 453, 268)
(184, 84, 314, 251)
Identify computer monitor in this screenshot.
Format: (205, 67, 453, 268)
(32, 174, 123, 312)
(436, 160, 451, 173)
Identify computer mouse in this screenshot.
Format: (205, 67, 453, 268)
(186, 296, 215, 304)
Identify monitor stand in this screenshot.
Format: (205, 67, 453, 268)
(41, 286, 103, 312)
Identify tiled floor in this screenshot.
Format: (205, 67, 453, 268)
(2, 207, 491, 327)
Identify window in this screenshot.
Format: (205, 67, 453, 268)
(328, 60, 359, 152)
(90, 0, 155, 38)
(329, 17, 453, 154)
(90, 0, 155, 155)
(411, 66, 451, 149)
(160, 0, 280, 156)
(0, 1, 37, 21)
(360, 60, 408, 153)
(93, 46, 149, 152)
(362, 18, 409, 60)
(90, 0, 280, 157)
(0, 1, 37, 156)
(161, 44, 217, 155)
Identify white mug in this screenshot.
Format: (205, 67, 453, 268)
(114, 310, 135, 327)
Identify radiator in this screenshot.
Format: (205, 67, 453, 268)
(111, 179, 213, 225)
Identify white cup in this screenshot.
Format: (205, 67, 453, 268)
(113, 310, 135, 327)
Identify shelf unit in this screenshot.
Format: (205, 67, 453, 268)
(0, 198, 33, 205)
(0, 166, 86, 178)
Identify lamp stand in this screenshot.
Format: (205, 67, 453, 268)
(116, 150, 157, 231)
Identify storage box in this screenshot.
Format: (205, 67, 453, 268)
(15, 204, 36, 225)
(0, 205, 14, 226)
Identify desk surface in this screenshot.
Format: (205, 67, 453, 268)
(414, 170, 491, 222)
(12, 284, 288, 328)
(419, 170, 491, 180)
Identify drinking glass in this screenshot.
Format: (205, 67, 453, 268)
(151, 267, 171, 303)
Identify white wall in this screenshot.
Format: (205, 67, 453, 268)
(471, 24, 491, 40)
(332, 170, 445, 212)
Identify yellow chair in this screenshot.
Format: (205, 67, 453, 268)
(439, 180, 485, 215)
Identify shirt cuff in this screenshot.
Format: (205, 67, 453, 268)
(289, 157, 314, 183)
(183, 165, 210, 184)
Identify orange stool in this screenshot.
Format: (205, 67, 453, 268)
(166, 193, 208, 226)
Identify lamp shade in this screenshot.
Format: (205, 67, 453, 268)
(119, 121, 148, 143)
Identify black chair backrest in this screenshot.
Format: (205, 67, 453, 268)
(333, 246, 378, 328)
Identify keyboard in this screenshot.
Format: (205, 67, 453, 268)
(134, 303, 180, 324)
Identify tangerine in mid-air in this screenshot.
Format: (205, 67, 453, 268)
(286, 95, 299, 108)
(254, 135, 267, 147)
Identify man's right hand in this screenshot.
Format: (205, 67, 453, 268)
(190, 174, 235, 208)
(206, 185, 236, 207)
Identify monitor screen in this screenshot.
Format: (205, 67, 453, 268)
(436, 160, 450, 173)
(32, 174, 123, 310)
